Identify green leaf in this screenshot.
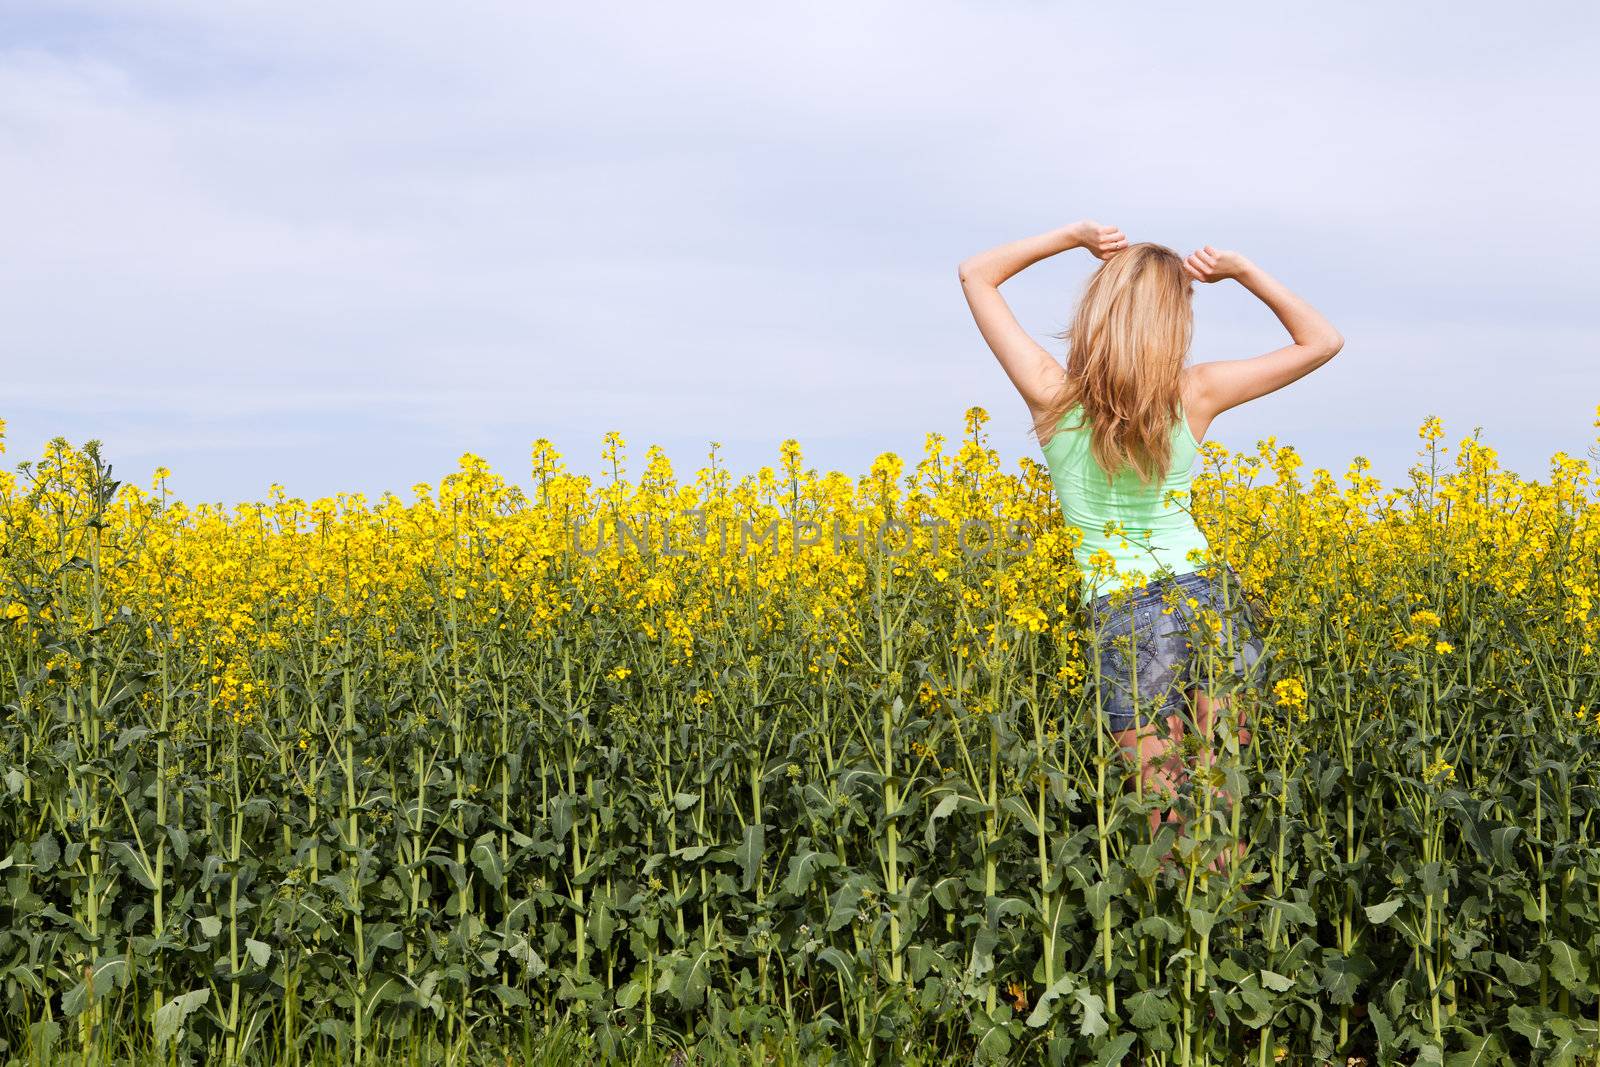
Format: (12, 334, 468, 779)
(1128, 827, 1177, 881)
(816, 946, 857, 995)
(615, 976, 645, 1010)
(198, 915, 222, 939)
(670, 845, 712, 861)
(112, 725, 150, 752)
(61, 980, 89, 1018)
(508, 936, 546, 977)
(736, 823, 764, 893)
(1134, 913, 1183, 944)
(26, 1020, 60, 1061)
(1000, 795, 1042, 838)
(551, 796, 577, 840)
(969, 923, 998, 978)
(925, 793, 960, 852)
(1507, 1004, 1551, 1044)
(1084, 879, 1113, 923)
(153, 989, 210, 1047)
(30, 833, 59, 875)
(1260, 969, 1295, 992)
(1319, 951, 1370, 1006)
(62, 958, 127, 1017)
(975, 1005, 1013, 1059)
(1489, 825, 1522, 867)
(1547, 939, 1589, 994)
(470, 839, 504, 891)
(245, 938, 271, 969)
(826, 878, 866, 932)
(1369, 1002, 1396, 1050)
(1494, 952, 1538, 987)
(164, 824, 190, 863)
(669, 948, 714, 1010)
(782, 849, 841, 897)
(110, 841, 157, 891)
(492, 983, 530, 1008)
(1025, 975, 1074, 1028)
(1445, 1032, 1505, 1067)
(1263, 895, 1316, 927)
(360, 972, 409, 1015)
(590, 898, 616, 952)
(1128, 987, 1175, 1029)
(1236, 980, 1273, 1028)
(1365, 897, 1404, 924)
(1418, 862, 1446, 897)
(1074, 986, 1108, 1038)
(1092, 1033, 1137, 1067)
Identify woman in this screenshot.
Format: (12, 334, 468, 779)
(957, 219, 1342, 864)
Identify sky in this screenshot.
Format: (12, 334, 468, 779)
(1, 1, 1597, 505)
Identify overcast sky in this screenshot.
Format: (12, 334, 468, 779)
(2, 2, 1596, 504)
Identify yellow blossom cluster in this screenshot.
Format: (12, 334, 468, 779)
(0, 408, 1596, 735)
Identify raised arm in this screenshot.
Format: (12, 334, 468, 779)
(1182, 247, 1344, 424)
(959, 220, 1128, 419)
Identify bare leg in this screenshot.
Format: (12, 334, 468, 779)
(1191, 685, 1252, 872)
(1113, 708, 1190, 860)
(1113, 683, 1256, 874)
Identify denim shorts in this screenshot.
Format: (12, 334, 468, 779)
(1083, 565, 1267, 733)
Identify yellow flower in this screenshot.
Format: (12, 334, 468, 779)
(1424, 757, 1456, 783)
(1273, 677, 1308, 711)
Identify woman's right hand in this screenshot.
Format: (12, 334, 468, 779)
(1075, 221, 1129, 261)
(1183, 246, 1252, 283)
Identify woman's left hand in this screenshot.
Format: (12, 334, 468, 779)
(1076, 221, 1129, 260)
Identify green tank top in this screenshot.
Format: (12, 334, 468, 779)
(1040, 401, 1212, 603)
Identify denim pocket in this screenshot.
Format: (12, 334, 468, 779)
(1091, 602, 1155, 678)
(1094, 602, 1131, 630)
(1130, 611, 1163, 681)
(1194, 580, 1267, 686)
(1120, 601, 1171, 684)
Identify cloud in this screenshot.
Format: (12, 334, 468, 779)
(0, 1, 1595, 500)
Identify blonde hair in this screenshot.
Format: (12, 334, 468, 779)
(1031, 242, 1194, 486)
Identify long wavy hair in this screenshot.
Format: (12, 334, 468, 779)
(1031, 242, 1195, 486)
